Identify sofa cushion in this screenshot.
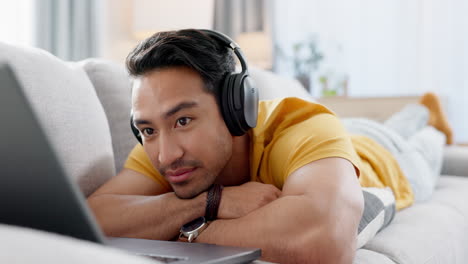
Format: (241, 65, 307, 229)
(0, 43, 115, 196)
(0, 224, 155, 264)
(78, 59, 135, 173)
(354, 249, 396, 264)
(362, 176, 468, 264)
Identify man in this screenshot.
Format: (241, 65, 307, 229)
(87, 29, 451, 263)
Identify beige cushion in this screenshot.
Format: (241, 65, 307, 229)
(0, 43, 115, 196)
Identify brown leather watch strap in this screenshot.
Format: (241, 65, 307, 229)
(205, 184, 223, 221)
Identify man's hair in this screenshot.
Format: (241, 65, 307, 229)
(126, 29, 236, 95)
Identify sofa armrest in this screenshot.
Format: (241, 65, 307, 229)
(441, 145, 468, 177)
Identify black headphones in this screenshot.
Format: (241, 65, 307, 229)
(130, 29, 259, 145)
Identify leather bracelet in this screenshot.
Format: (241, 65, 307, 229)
(205, 184, 223, 221)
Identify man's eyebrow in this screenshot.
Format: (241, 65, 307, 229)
(163, 101, 198, 119)
(133, 119, 152, 127)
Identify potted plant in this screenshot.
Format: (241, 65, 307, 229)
(276, 35, 324, 92)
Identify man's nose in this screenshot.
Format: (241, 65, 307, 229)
(158, 133, 184, 166)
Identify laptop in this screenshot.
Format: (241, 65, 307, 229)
(0, 63, 261, 264)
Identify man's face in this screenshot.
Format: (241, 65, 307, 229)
(132, 67, 233, 199)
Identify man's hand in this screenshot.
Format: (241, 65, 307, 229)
(217, 182, 281, 219)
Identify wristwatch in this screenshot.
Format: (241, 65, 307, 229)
(179, 216, 208, 243)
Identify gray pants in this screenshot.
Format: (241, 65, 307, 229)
(343, 104, 446, 202)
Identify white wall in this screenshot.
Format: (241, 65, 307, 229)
(99, 0, 139, 64)
(273, 0, 468, 142)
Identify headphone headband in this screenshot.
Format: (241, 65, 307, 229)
(199, 30, 249, 73)
(199, 30, 238, 48)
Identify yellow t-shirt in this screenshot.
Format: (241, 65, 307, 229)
(124, 97, 413, 210)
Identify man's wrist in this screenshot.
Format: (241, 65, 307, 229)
(177, 184, 222, 243)
(179, 216, 209, 243)
(205, 184, 223, 221)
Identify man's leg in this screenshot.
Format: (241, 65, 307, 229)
(343, 116, 441, 203)
(407, 126, 446, 193)
(383, 104, 429, 139)
(383, 92, 453, 145)
(383, 93, 448, 200)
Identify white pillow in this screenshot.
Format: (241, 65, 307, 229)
(357, 187, 396, 248)
(249, 67, 315, 102)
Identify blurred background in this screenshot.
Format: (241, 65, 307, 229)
(1, 0, 466, 143)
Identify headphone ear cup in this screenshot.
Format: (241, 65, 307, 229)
(220, 73, 241, 135)
(240, 75, 258, 129)
(231, 73, 258, 134)
(220, 72, 258, 136)
(231, 73, 247, 133)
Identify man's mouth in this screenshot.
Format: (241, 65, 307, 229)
(165, 167, 197, 184)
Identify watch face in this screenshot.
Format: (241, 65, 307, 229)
(181, 217, 206, 233)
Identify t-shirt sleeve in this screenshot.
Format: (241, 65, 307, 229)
(123, 144, 172, 192)
(265, 113, 361, 187)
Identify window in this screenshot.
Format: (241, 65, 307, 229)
(0, 0, 36, 46)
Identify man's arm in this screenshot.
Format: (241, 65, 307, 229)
(196, 157, 364, 264)
(87, 169, 280, 240)
(87, 169, 207, 240)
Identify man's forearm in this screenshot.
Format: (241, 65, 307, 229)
(197, 195, 358, 264)
(88, 192, 206, 240)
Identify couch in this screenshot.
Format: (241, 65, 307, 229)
(1, 42, 468, 264)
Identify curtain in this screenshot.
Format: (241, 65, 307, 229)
(35, 0, 98, 61)
(214, 0, 269, 39)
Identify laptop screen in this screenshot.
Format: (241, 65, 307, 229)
(0, 63, 105, 243)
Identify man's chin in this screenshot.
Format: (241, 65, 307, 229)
(172, 182, 211, 199)
(173, 189, 203, 199)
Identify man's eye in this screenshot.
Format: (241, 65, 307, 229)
(141, 128, 154, 137)
(175, 117, 192, 127)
